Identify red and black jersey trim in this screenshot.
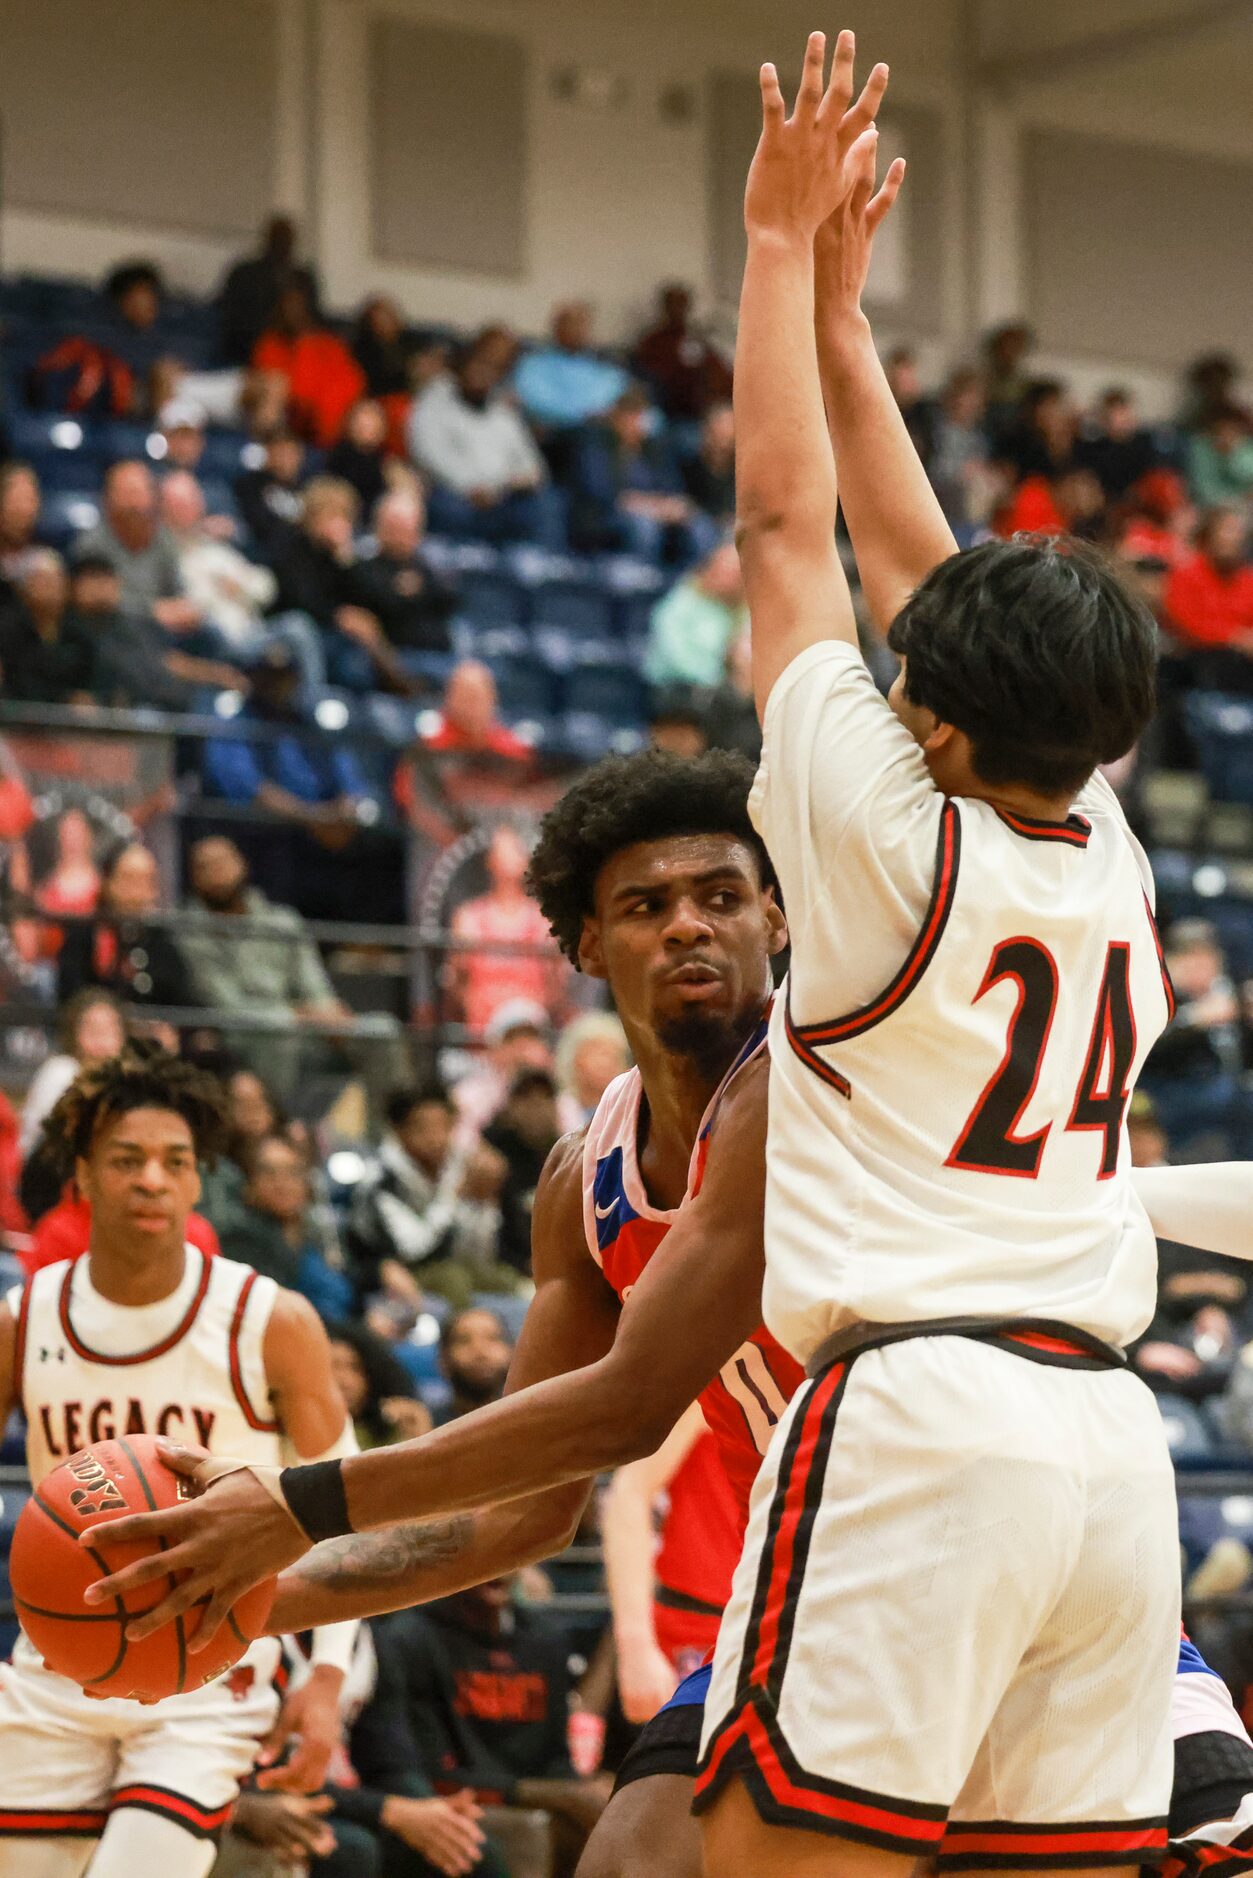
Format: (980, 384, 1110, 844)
(692, 1359, 947, 1849)
(1143, 893, 1177, 1021)
(0, 1806, 109, 1837)
(939, 1815, 1167, 1869)
(110, 1784, 234, 1840)
(1167, 1831, 1253, 1878)
(994, 808, 1092, 848)
(60, 1248, 211, 1366)
(784, 801, 960, 1095)
(12, 1275, 32, 1416)
(228, 1270, 279, 1433)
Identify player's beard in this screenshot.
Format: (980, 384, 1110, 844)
(656, 1005, 750, 1082)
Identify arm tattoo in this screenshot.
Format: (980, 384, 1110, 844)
(299, 1517, 475, 1592)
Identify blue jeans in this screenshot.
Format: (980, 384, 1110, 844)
(426, 484, 567, 552)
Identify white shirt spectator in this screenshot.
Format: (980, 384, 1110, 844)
(409, 375, 546, 499)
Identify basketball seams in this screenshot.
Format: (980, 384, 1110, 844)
(115, 1434, 187, 1694)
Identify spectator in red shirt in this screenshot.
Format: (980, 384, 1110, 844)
(632, 284, 732, 425)
(424, 660, 532, 760)
(252, 281, 366, 448)
(22, 1189, 220, 1275)
(1119, 469, 1195, 572)
(1164, 507, 1253, 691)
(994, 466, 1105, 541)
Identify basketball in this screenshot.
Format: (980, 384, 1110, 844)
(9, 1435, 276, 1702)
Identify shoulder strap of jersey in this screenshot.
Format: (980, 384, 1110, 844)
(224, 1264, 281, 1434)
(581, 1068, 642, 1268)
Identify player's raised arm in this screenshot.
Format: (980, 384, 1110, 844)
(733, 31, 888, 713)
(812, 138, 957, 632)
(83, 1064, 770, 1642)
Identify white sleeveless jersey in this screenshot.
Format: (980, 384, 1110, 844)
(752, 640, 1175, 1368)
(10, 1247, 283, 1487)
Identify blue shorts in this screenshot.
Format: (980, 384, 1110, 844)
(662, 1663, 712, 1710)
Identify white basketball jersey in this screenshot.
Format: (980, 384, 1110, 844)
(752, 640, 1174, 1368)
(10, 1248, 283, 1487)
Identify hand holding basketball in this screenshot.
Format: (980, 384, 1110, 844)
(10, 1436, 277, 1702)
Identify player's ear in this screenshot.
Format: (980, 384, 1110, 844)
(577, 918, 607, 980)
(764, 893, 788, 957)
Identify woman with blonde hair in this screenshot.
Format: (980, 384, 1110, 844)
(555, 1010, 631, 1132)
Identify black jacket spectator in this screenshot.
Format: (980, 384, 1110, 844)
(353, 297, 414, 398)
(482, 1070, 560, 1276)
(58, 841, 197, 1010)
(345, 492, 457, 652)
(217, 215, 320, 367)
(0, 553, 95, 704)
(235, 432, 307, 555)
(326, 399, 391, 513)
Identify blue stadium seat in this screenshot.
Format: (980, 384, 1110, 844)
(492, 658, 560, 720)
(565, 665, 648, 724)
(40, 492, 100, 547)
(458, 573, 528, 628)
(560, 711, 619, 762)
(1157, 1392, 1213, 1463)
(6, 410, 95, 475)
(614, 592, 661, 641)
(198, 431, 251, 479)
(1185, 694, 1253, 804)
(456, 624, 531, 663)
(529, 580, 614, 636)
(94, 418, 155, 464)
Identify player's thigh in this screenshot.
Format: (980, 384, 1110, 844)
(700, 1777, 920, 1878)
(0, 1651, 117, 1824)
(700, 1343, 1087, 1840)
(86, 1809, 217, 1878)
(576, 1775, 701, 1878)
(113, 1646, 282, 1831)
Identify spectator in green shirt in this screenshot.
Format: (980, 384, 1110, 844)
(1187, 405, 1253, 509)
(643, 540, 746, 689)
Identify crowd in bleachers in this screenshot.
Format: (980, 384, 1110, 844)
(3, 213, 1253, 1847)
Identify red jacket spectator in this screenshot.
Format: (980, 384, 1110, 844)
(253, 282, 365, 448)
(1165, 511, 1253, 648)
(0, 1093, 28, 1242)
(23, 1190, 220, 1276)
(994, 475, 1065, 538)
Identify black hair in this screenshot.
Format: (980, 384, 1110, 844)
(887, 535, 1157, 796)
(526, 749, 777, 966)
(507, 1067, 558, 1101)
(440, 1304, 510, 1356)
(385, 1081, 454, 1129)
(68, 552, 118, 581)
(105, 261, 163, 304)
(325, 1319, 418, 1442)
(39, 1041, 230, 1180)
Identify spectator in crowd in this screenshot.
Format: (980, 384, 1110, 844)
(437, 1306, 513, 1423)
(327, 397, 394, 514)
(928, 368, 991, 528)
(74, 458, 222, 654)
(703, 631, 762, 764)
(352, 296, 414, 400)
(680, 401, 736, 527)
(219, 1787, 364, 1877)
(352, 1585, 607, 1875)
(0, 463, 43, 581)
(449, 824, 563, 1037)
(409, 335, 564, 551)
(1187, 403, 1253, 510)
(19, 989, 126, 1159)
(218, 214, 321, 367)
(159, 469, 305, 666)
(0, 549, 96, 705)
(33, 807, 101, 932)
(569, 385, 709, 564)
(979, 320, 1035, 434)
(253, 280, 366, 448)
(57, 837, 196, 1010)
(267, 477, 412, 692)
(1120, 468, 1196, 572)
(345, 490, 457, 655)
(1179, 352, 1242, 433)
(1076, 387, 1162, 501)
(643, 539, 745, 688)
(235, 428, 307, 553)
(1143, 918, 1251, 1155)
(70, 550, 243, 710)
(176, 834, 405, 1114)
(1164, 507, 1253, 689)
(998, 377, 1079, 482)
(201, 639, 374, 819)
(452, 998, 553, 1139)
(421, 660, 534, 763)
(196, 1062, 290, 1220)
(631, 283, 733, 425)
(156, 397, 209, 476)
(886, 347, 937, 468)
(482, 1067, 561, 1276)
(327, 1318, 432, 1449)
(554, 1012, 630, 1133)
(647, 694, 710, 759)
(101, 260, 167, 383)
(345, 1082, 507, 1312)
(213, 1131, 356, 1319)
(993, 464, 1105, 542)
(513, 300, 628, 436)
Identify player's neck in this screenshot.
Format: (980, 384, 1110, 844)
(85, 1234, 188, 1307)
(632, 1019, 756, 1201)
(962, 779, 1078, 823)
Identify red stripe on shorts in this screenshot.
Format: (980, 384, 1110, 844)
(748, 1361, 846, 1688)
(0, 1808, 108, 1835)
(111, 1785, 233, 1835)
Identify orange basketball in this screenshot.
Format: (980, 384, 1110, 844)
(10, 1435, 276, 1701)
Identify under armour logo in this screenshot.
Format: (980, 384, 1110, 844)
(38, 1347, 66, 1363)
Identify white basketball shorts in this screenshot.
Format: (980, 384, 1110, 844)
(695, 1329, 1180, 1868)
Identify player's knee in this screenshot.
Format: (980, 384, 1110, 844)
(576, 1779, 702, 1878)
